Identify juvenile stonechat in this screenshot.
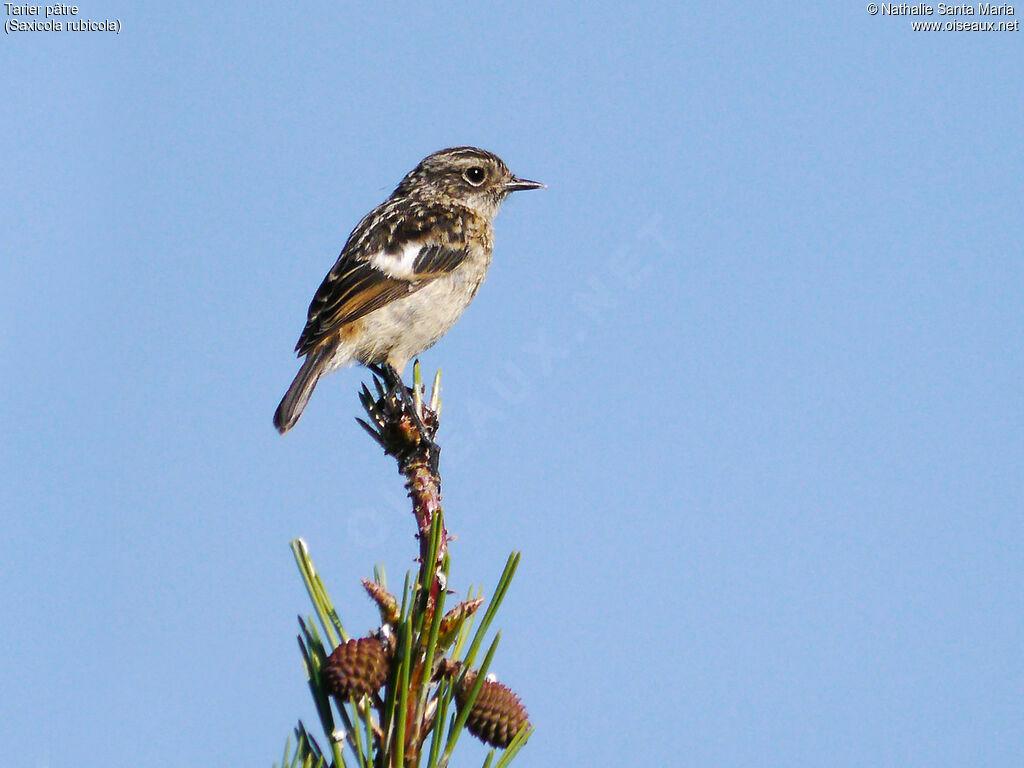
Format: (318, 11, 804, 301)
(274, 146, 544, 434)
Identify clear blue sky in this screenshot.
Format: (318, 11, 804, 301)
(2, 3, 1022, 766)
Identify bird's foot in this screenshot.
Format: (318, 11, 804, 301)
(368, 363, 440, 465)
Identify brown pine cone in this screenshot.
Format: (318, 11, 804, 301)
(322, 636, 391, 699)
(455, 669, 530, 749)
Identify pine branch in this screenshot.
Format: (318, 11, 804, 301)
(278, 364, 531, 768)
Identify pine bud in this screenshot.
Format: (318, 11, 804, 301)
(438, 598, 484, 648)
(361, 578, 399, 624)
(323, 636, 391, 699)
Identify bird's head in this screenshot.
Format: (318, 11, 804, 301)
(394, 146, 544, 217)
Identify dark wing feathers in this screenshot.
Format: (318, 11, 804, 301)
(295, 263, 411, 354)
(412, 244, 471, 275)
(294, 200, 473, 356)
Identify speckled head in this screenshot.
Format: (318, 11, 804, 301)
(392, 147, 544, 218)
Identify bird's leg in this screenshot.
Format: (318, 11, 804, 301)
(387, 363, 439, 456)
(368, 362, 410, 401)
(366, 362, 394, 391)
(369, 363, 440, 462)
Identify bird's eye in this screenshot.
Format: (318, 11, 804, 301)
(463, 166, 487, 185)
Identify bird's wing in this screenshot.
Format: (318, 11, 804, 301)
(295, 202, 473, 355)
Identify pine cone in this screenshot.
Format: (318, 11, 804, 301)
(323, 636, 391, 699)
(455, 670, 530, 749)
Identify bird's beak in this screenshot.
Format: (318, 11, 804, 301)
(504, 176, 546, 192)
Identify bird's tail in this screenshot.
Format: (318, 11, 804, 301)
(274, 348, 329, 434)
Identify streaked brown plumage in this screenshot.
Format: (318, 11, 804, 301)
(274, 147, 543, 434)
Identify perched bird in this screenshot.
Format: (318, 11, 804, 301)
(274, 146, 544, 434)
